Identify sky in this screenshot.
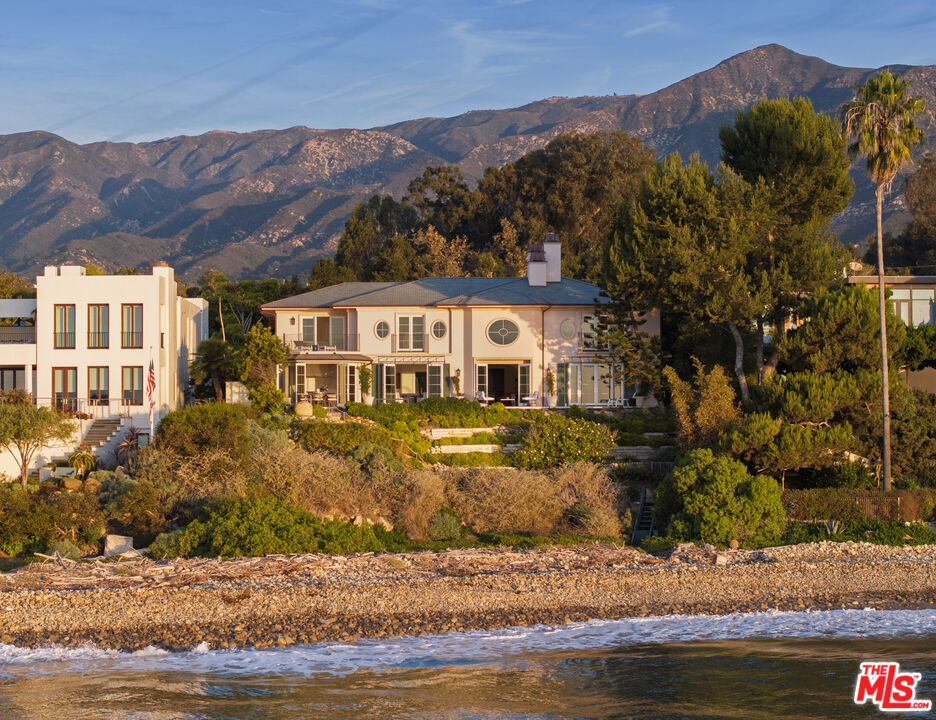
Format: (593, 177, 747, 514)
(3, 0, 936, 144)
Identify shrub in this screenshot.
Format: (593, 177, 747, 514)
(554, 462, 622, 537)
(256, 444, 396, 521)
(147, 495, 385, 559)
(155, 403, 256, 462)
(248, 383, 285, 414)
(435, 451, 513, 467)
(0, 485, 57, 556)
(428, 508, 466, 541)
(98, 477, 169, 543)
(449, 467, 563, 535)
(804, 460, 875, 489)
(0, 485, 105, 556)
(640, 535, 676, 553)
(348, 442, 406, 476)
(514, 415, 614, 469)
(294, 420, 406, 459)
(655, 449, 785, 547)
(394, 470, 447, 540)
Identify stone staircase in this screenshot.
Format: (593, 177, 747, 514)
(82, 418, 123, 452)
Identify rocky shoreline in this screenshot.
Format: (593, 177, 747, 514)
(3, 542, 936, 652)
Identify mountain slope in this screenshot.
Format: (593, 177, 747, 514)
(1, 44, 934, 280)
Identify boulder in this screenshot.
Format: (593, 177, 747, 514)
(295, 401, 316, 418)
(104, 534, 134, 556)
(62, 476, 83, 492)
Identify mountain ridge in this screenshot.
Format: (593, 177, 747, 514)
(1, 44, 933, 280)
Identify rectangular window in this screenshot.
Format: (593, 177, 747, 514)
(582, 314, 611, 351)
(122, 366, 143, 406)
(88, 366, 109, 405)
(397, 315, 425, 351)
(52, 367, 77, 411)
(0, 367, 26, 391)
(121, 304, 143, 348)
(476, 363, 488, 398)
(428, 364, 443, 398)
(88, 304, 109, 348)
(331, 316, 346, 351)
(296, 363, 306, 397)
(519, 363, 531, 400)
(398, 316, 410, 351)
(347, 364, 356, 402)
(581, 364, 596, 405)
(384, 364, 396, 399)
(557, 363, 569, 407)
(912, 288, 935, 326)
(301, 317, 316, 342)
(54, 304, 75, 348)
(373, 364, 384, 402)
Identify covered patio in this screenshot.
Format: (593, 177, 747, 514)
(283, 353, 370, 406)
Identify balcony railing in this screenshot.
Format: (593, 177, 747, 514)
(0, 327, 36, 343)
(122, 331, 143, 348)
(391, 333, 429, 353)
(23, 396, 146, 419)
(54, 331, 75, 349)
(88, 331, 109, 348)
(289, 334, 359, 354)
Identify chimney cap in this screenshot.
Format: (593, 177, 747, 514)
(527, 242, 545, 262)
(544, 232, 561, 243)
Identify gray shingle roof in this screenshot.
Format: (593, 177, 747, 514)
(261, 277, 612, 310)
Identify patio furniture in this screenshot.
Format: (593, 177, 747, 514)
(475, 391, 494, 406)
(521, 390, 540, 407)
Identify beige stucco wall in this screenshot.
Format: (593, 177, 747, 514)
(270, 302, 660, 405)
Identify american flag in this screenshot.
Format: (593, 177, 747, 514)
(147, 359, 156, 426)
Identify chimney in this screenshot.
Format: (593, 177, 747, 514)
(527, 242, 547, 287)
(544, 232, 561, 282)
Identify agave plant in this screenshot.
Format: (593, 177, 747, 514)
(68, 446, 97, 479)
(116, 425, 144, 466)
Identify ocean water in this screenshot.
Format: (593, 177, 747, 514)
(2, 608, 936, 719)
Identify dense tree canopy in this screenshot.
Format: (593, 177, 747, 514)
(320, 130, 656, 284)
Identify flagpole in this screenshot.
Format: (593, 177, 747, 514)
(147, 346, 156, 439)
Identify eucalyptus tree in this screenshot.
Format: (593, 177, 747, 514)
(841, 71, 926, 489)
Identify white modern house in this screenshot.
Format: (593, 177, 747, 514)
(0, 264, 208, 477)
(262, 234, 658, 408)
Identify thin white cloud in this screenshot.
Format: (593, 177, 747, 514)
(621, 6, 674, 38)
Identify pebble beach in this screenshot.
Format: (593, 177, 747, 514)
(2, 542, 936, 652)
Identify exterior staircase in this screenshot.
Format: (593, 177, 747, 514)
(82, 418, 123, 452)
(630, 487, 656, 546)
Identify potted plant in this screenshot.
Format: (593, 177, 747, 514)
(359, 365, 374, 405)
(545, 368, 557, 408)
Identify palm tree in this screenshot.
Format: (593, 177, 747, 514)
(841, 71, 926, 490)
(190, 336, 235, 402)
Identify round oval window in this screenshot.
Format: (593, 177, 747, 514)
(560, 319, 576, 340)
(487, 319, 519, 346)
(431, 320, 447, 340)
(375, 320, 390, 339)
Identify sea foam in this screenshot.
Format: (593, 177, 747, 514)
(2, 607, 936, 680)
